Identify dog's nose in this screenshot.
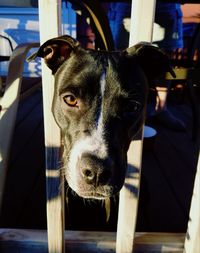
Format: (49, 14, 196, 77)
(80, 154, 112, 185)
(81, 167, 111, 185)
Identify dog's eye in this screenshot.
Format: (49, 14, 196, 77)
(63, 94, 77, 107)
(123, 101, 141, 119)
(132, 101, 141, 112)
(126, 101, 141, 112)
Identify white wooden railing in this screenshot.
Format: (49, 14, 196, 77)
(0, 1, 199, 253)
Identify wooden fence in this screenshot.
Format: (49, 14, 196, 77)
(0, 0, 199, 252)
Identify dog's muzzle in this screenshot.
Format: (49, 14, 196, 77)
(65, 137, 123, 199)
(66, 157, 120, 199)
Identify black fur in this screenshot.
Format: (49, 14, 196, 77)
(30, 36, 171, 199)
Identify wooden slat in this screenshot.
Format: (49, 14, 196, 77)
(0, 43, 39, 210)
(129, 0, 156, 46)
(116, 1, 157, 252)
(0, 229, 185, 253)
(184, 153, 200, 253)
(38, 1, 65, 253)
(116, 136, 144, 253)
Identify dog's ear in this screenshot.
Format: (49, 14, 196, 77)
(125, 42, 175, 79)
(27, 35, 80, 74)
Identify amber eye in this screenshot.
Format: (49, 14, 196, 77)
(63, 94, 77, 107)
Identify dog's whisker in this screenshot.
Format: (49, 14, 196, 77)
(60, 169, 65, 177)
(65, 185, 70, 203)
(113, 193, 119, 205)
(58, 179, 66, 194)
(58, 164, 66, 177)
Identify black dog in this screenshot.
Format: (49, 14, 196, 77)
(29, 35, 172, 199)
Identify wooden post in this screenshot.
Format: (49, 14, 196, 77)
(38, 1, 65, 253)
(129, 0, 156, 46)
(0, 43, 39, 210)
(116, 1, 156, 252)
(184, 154, 200, 253)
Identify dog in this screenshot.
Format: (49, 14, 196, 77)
(28, 35, 172, 200)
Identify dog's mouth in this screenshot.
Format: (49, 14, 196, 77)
(75, 191, 118, 200)
(68, 182, 121, 200)
(78, 191, 111, 200)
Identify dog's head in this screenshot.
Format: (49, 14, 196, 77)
(29, 35, 172, 199)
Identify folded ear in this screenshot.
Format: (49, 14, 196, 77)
(125, 42, 175, 80)
(27, 35, 80, 74)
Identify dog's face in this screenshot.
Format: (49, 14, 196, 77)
(54, 48, 147, 199)
(30, 36, 172, 199)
